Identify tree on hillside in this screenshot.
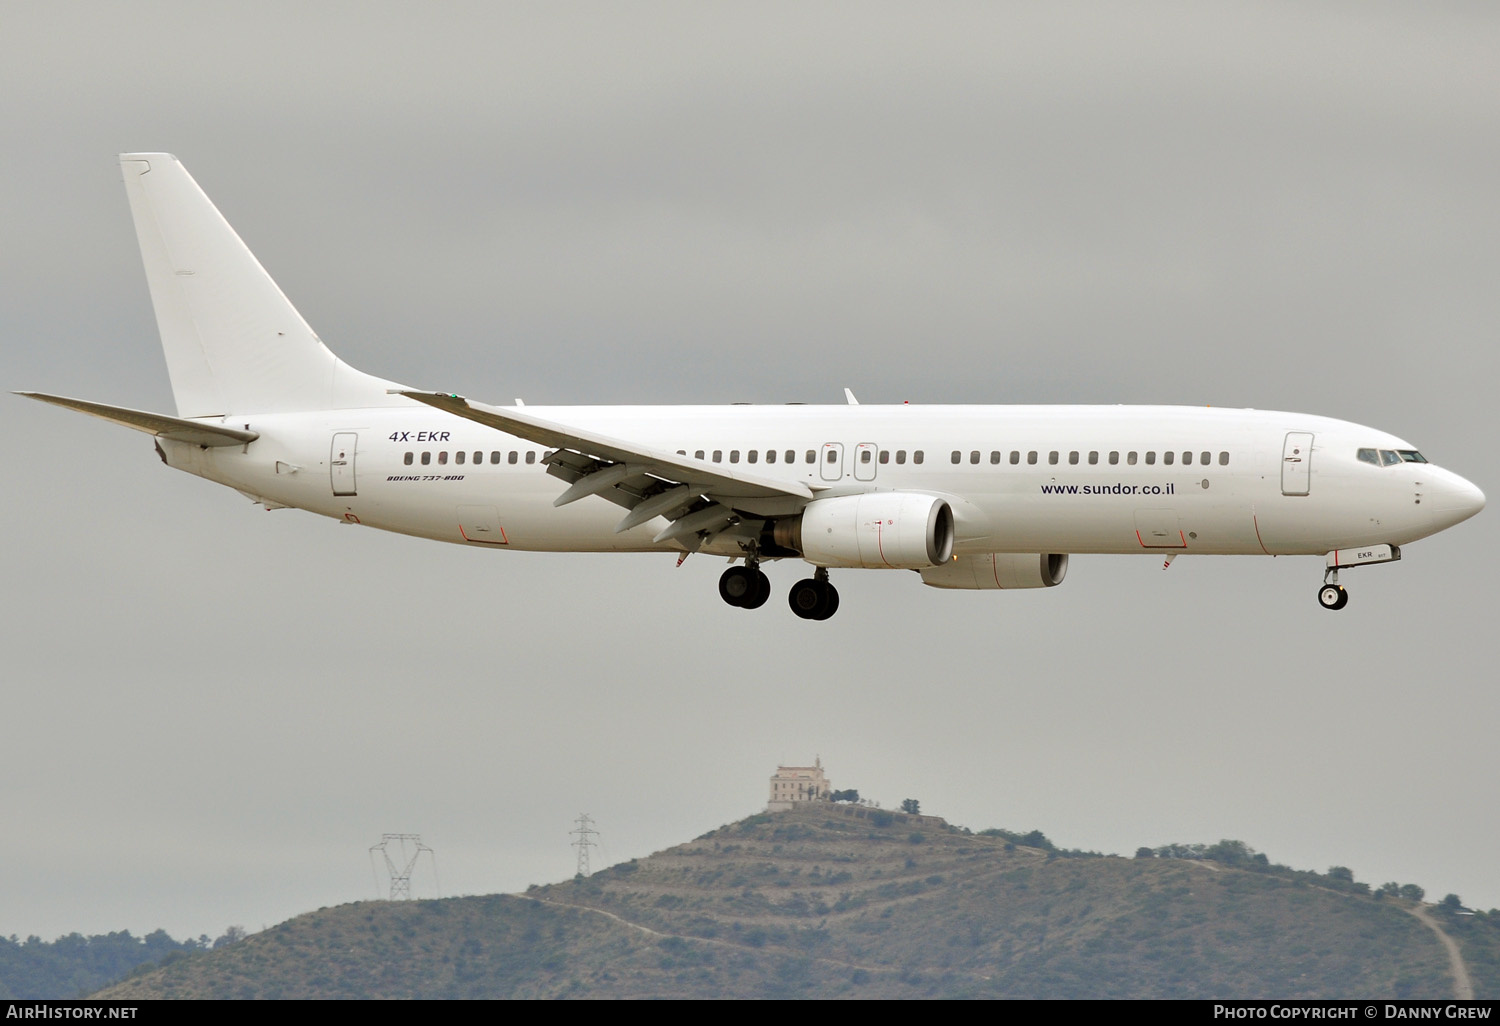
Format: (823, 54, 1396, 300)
(901, 799, 920, 815)
(1400, 884, 1426, 902)
(1327, 866, 1355, 883)
(831, 789, 860, 803)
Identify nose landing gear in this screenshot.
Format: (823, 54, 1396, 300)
(1318, 583, 1349, 610)
(1318, 567, 1349, 610)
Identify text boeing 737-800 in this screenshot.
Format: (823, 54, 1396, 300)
(18, 154, 1486, 619)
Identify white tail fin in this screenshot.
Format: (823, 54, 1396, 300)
(120, 153, 407, 418)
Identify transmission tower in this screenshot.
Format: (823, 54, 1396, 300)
(570, 814, 598, 877)
(369, 833, 437, 900)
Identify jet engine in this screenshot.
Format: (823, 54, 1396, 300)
(773, 493, 954, 569)
(920, 552, 1069, 589)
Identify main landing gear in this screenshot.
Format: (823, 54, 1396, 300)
(1318, 568, 1350, 611)
(788, 568, 839, 621)
(719, 563, 771, 609)
(717, 563, 841, 619)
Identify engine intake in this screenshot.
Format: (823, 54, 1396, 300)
(920, 552, 1069, 589)
(777, 493, 955, 569)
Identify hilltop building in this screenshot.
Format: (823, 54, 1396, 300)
(767, 757, 830, 812)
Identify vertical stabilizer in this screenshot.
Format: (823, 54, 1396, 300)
(119, 153, 405, 417)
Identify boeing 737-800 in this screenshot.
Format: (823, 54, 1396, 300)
(18, 154, 1486, 619)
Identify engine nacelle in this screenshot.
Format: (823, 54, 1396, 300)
(920, 552, 1069, 590)
(783, 493, 955, 569)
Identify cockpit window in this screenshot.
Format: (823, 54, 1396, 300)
(1360, 447, 1428, 467)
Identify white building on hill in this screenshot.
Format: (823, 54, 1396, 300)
(767, 757, 830, 812)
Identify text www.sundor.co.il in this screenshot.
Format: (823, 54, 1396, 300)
(1039, 482, 1176, 496)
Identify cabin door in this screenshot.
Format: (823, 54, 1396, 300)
(854, 443, 878, 481)
(331, 432, 358, 496)
(1282, 432, 1313, 496)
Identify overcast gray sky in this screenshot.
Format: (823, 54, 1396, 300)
(3, 2, 1496, 942)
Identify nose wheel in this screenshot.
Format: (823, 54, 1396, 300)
(1318, 584, 1348, 610)
(1318, 566, 1350, 611)
(719, 564, 771, 609)
(789, 569, 840, 620)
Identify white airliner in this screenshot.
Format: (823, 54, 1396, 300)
(19, 154, 1486, 619)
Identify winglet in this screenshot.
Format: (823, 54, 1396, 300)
(844, 388, 860, 405)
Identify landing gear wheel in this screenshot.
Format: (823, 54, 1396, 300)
(720, 566, 754, 607)
(741, 568, 771, 609)
(789, 579, 822, 619)
(720, 566, 771, 609)
(813, 583, 840, 620)
(789, 579, 840, 620)
(1318, 584, 1349, 610)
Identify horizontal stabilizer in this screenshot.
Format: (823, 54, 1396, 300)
(16, 392, 259, 446)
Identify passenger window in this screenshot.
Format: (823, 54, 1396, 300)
(970, 450, 980, 464)
(695, 450, 705, 460)
(474, 451, 482, 464)
(1218, 452, 1229, 466)
(767, 450, 777, 464)
(455, 451, 465, 465)
(951, 451, 962, 464)
(1010, 451, 1020, 465)
(403, 452, 413, 465)
(421, 452, 431, 465)
(1145, 451, 1156, 465)
(860, 450, 871, 464)
(713, 450, 723, 463)
(805, 451, 815, 464)
(1088, 451, 1099, 465)
(896, 450, 907, 465)
(491, 452, 500, 464)
(826, 450, 837, 463)
(879, 450, 889, 464)
(730, 450, 740, 463)
(508, 451, 518, 464)
(525, 452, 536, 464)
(438, 451, 449, 465)
(1162, 451, 1173, 466)
(1109, 451, 1119, 465)
(990, 451, 1001, 464)
(1200, 451, 1210, 466)
(1048, 451, 1059, 465)
(785, 450, 795, 464)
(1181, 451, 1192, 465)
(914, 451, 925, 464)
(1068, 451, 1079, 465)
(677, 449, 686, 456)
(1027, 451, 1038, 465)
(747, 450, 757, 464)
(1127, 452, 1137, 465)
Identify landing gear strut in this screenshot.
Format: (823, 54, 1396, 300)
(719, 562, 771, 609)
(1318, 568, 1349, 611)
(788, 568, 840, 620)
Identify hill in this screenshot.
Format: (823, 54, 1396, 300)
(98, 804, 1495, 999)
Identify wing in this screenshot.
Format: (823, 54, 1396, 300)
(399, 391, 816, 545)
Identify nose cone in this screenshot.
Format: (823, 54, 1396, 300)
(1429, 470, 1486, 532)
